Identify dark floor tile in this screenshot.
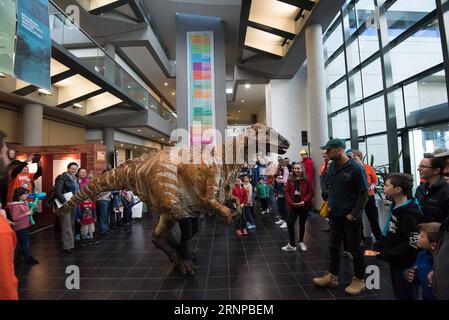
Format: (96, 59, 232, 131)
(137, 278, 163, 291)
(272, 273, 299, 287)
(92, 279, 121, 291)
(83, 290, 110, 300)
(130, 291, 157, 300)
(209, 265, 229, 277)
(180, 290, 205, 300)
(268, 263, 292, 274)
(205, 289, 229, 300)
(124, 268, 150, 278)
(253, 287, 282, 300)
(301, 285, 335, 300)
(206, 276, 229, 290)
(160, 278, 186, 290)
(114, 278, 143, 291)
(107, 291, 134, 300)
(155, 290, 181, 300)
(230, 288, 257, 300)
(279, 286, 308, 300)
(57, 290, 88, 300)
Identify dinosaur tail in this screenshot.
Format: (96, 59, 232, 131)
(62, 159, 138, 210)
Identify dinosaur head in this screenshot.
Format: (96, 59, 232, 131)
(244, 123, 290, 155)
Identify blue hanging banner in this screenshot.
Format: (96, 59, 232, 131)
(14, 0, 51, 91)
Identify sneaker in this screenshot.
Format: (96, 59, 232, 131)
(260, 210, 266, 215)
(280, 222, 287, 229)
(242, 229, 248, 236)
(236, 229, 243, 236)
(281, 243, 297, 252)
(342, 251, 354, 260)
(89, 239, 100, 245)
(345, 277, 366, 296)
(275, 219, 284, 225)
(81, 240, 89, 247)
(247, 224, 256, 230)
(298, 242, 307, 252)
(312, 271, 339, 288)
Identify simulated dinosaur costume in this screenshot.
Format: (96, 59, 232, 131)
(61, 123, 289, 275)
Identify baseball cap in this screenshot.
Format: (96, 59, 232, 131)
(320, 138, 346, 150)
(434, 150, 449, 158)
(300, 149, 308, 155)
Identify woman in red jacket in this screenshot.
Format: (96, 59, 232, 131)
(282, 163, 313, 252)
(231, 179, 248, 236)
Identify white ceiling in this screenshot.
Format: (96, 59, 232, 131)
(227, 83, 265, 124)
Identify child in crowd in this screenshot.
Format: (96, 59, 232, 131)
(8, 187, 39, 265)
(274, 175, 288, 229)
(256, 177, 269, 215)
(407, 222, 441, 300)
(76, 200, 100, 246)
(377, 173, 421, 300)
(242, 175, 256, 230)
(232, 179, 248, 236)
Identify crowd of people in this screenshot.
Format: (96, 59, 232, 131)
(1, 128, 449, 300)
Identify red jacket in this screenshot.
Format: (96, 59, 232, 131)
(285, 178, 313, 210)
(8, 201, 31, 231)
(232, 185, 247, 206)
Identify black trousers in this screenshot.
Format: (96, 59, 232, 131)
(234, 211, 247, 230)
(286, 207, 308, 246)
(260, 198, 268, 211)
(179, 217, 199, 261)
(390, 264, 415, 300)
(329, 216, 365, 279)
(277, 197, 288, 220)
(363, 195, 382, 240)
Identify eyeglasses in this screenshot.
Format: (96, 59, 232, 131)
(418, 164, 433, 169)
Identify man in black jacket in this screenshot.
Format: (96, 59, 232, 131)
(415, 156, 449, 223)
(379, 173, 421, 300)
(51, 162, 80, 253)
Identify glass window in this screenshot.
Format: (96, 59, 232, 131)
(390, 18, 443, 84)
(361, 58, 383, 97)
(354, 104, 366, 136)
(356, 0, 376, 28)
(364, 96, 386, 135)
(358, 27, 379, 62)
(330, 81, 348, 112)
(404, 70, 449, 124)
(326, 52, 346, 84)
(347, 3, 358, 36)
(348, 38, 361, 70)
(386, 0, 436, 42)
(332, 111, 350, 139)
(325, 22, 344, 57)
(366, 134, 389, 167)
(394, 88, 406, 129)
(352, 70, 363, 101)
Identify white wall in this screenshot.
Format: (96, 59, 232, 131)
(265, 63, 308, 162)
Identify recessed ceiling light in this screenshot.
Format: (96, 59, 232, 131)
(236, 117, 239, 120)
(73, 103, 83, 108)
(164, 82, 168, 86)
(152, 135, 156, 137)
(0, 72, 6, 78)
(245, 84, 251, 89)
(226, 88, 233, 94)
(161, 138, 165, 141)
(38, 88, 52, 95)
(172, 92, 175, 96)
(241, 100, 245, 103)
(134, 146, 137, 149)
(128, 85, 131, 89)
(137, 129, 142, 132)
(238, 110, 241, 113)
(120, 144, 124, 147)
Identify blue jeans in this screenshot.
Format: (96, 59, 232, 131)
(15, 228, 31, 260)
(245, 206, 255, 225)
(96, 200, 111, 233)
(269, 185, 277, 211)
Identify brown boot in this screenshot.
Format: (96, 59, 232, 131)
(345, 277, 365, 296)
(312, 271, 339, 288)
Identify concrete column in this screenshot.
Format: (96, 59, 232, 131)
(305, 24, 329, 209)
(23, 104, 43, 146)
(104, 128, 115, 168)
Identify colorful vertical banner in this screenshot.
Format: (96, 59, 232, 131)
(14, 0, 51, 91)
(187, 31, 215, 145)
(0, 0, 16, 75)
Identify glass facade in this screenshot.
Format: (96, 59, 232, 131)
(324, 0, 449, 185)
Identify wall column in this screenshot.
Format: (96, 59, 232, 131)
(104, 127, 115, 168)
(306, 24, 329, 209)
(23, 104, 43, 146)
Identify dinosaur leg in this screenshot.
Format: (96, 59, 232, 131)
(151, 214, 196, 276)
(178, 217, 199, 272)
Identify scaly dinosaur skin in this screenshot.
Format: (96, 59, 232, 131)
(61, 123, 289, 275)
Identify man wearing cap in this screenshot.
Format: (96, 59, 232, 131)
(313, 138, 368, 296)
(300, 149, 314, 185)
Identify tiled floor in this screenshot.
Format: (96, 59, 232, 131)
(16, 210, 395, 300)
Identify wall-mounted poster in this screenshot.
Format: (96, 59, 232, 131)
(187, 31, 215, 145)
(14, 0, 51, 91)
(0, 0, 16, 75)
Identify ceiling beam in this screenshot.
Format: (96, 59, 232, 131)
(247, 20, 296, 40)
(56, 89, 106, 109)
(277, 0, 315, 11)
(237, 0, 252, 63)
(13, 70, 77, 96)
(244, 45, 282, 59)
